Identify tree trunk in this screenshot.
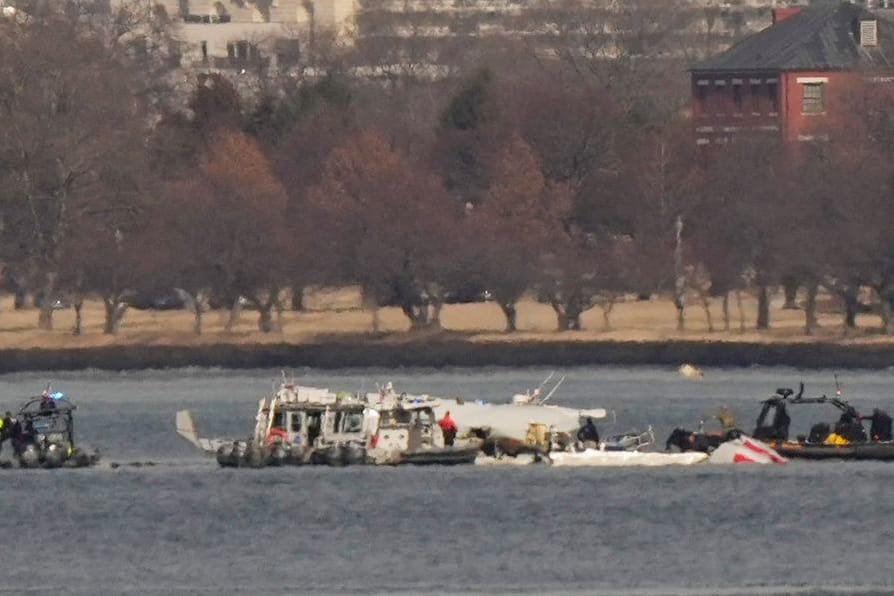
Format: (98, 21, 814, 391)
(258, 306, 275, 333)
(885, 297, 894, 335)
(290, 284, 304, 311)
(673, 215, 685, 332)
(103, 298, 127, 335)
(500, 302, 517, 333)
(722, 292, 730, 331)
(735, 290, 746, 332)
(225, 298, 241, 332)
(72, 298, 83, 336)
(601, 301, 615, 332)
(401, 304, 429, 330)
(756, 283, 770, 330)
(192, 299, 203, 335)
(556, 311, 571, 331)
(13, 287, 26, 310)
(38, 271, 58, 331)
(782, 276, 799, 309)
(700, 293, 714, 332)
(842, 287, 858, 331)
(674, 296, 685, 332)
(551, 297, 583, 331)
(804, 280, 818, 336)
(428, 301, 443, 330)
(566, 305, 582, 331)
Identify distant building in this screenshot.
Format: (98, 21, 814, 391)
(690, 1, 894, 146)
(149, 0, 352, 71)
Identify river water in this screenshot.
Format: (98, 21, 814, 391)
(2, 366, 894, 595)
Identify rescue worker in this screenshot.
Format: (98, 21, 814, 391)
(714, 407, 737, 433)
(577, 417, 600, 448)
(864, 408, 893, 442)
(438, 411, 458, 447)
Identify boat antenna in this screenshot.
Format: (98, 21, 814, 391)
(538, 371, 556, 392)
(538, 375, 566, 405)
(834, 373, 842, 397)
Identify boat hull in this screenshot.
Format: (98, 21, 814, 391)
(397, 445, 479, 466)
(548, 449, 708, 467)
(767, 441, 894, 460)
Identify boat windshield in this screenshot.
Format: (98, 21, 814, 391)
(337, 411, 365, 434)
(380, 410, 413, 426)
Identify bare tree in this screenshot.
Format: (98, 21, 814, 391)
(307, 130, 461, 330)
(0, 7, 153, 330)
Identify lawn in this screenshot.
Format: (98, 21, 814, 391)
(0, 287, 889, 350)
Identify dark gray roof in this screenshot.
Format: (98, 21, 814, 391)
(692, 2, 894, 73)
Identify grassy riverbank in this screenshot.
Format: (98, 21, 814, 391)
(1, 289, 893, 371)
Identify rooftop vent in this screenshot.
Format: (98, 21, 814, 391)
(861, 19, 878, 47)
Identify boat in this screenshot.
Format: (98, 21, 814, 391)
(366, 389, 479, 465)
(432, 373, 607, 445)
(751, 383, 894, 460)
(4, 389, 99, 469)
(177, 380, 479, 467)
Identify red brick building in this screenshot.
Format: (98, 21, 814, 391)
(690, 2, 894, 146)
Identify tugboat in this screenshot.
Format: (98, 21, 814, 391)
(176, 380, 479, 467)
(751, 383, 894, 460)
(7, 389, 99, 469)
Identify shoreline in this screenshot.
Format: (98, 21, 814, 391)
(2, 338, 894, 372)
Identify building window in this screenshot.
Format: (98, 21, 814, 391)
(226, 40, 259, 66)
(767, 80, 778, 113)
(732, 82, 743, 113)
(749, 80, 761, 113)
(695, 80, 709, 115)
(801, 83, 824, 114)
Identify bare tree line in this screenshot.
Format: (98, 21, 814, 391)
(1, 1, 893, 338)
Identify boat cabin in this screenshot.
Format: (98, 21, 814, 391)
(256, 383, 370, 458)
(18, 393, 77, 452)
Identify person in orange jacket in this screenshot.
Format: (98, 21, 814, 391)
(438, 411, 458, 446)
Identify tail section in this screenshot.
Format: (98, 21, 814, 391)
(176, 410, 202, 450)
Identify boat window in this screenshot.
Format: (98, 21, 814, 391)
(342, 411, 364, 433)
(395, 410, 412, 424)
(272, 411, 286, 429)
(290, 412, 302, 432)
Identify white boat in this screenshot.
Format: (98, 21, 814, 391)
(432, 374, 606, 443)
(176, 380, 478, 467)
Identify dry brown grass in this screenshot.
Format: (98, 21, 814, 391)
(0, 287, 889, 350)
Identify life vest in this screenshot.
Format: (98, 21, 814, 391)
(265, 427, 288, 445)
(438, 415, 457, 433)
(823, 433, 849, 446)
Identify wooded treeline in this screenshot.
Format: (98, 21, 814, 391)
(2, 0, 894, 337)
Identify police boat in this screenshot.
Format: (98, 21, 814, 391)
(6, 390, 100, 469)
(751, 383, 894, 460)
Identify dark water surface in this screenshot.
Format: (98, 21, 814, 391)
(2, 366, 894, 595)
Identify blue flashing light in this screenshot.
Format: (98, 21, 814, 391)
(50, 392, 64, 400)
